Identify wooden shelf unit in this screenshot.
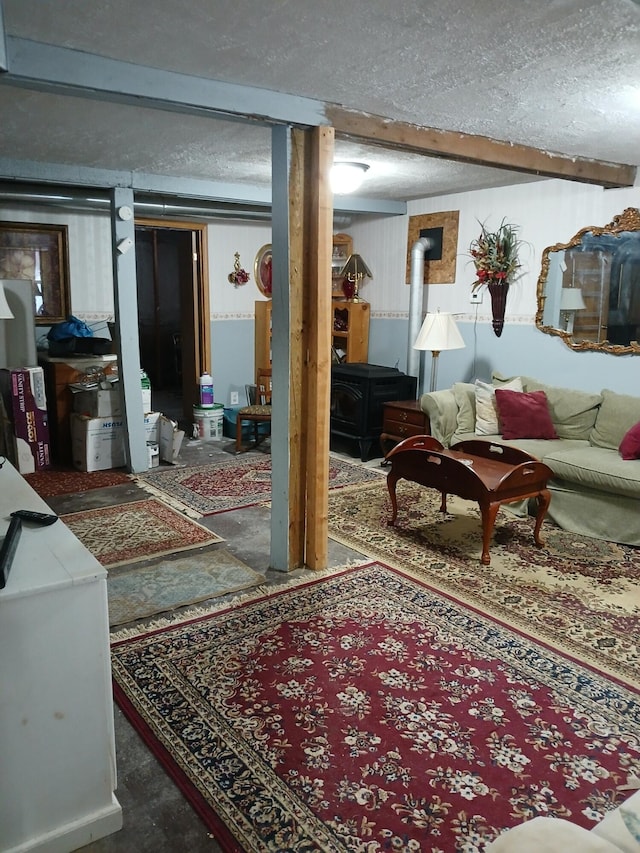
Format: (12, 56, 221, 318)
(255, 298, 370, 375)
(254, 299, 273, 376)
(332, 300, 369, 363)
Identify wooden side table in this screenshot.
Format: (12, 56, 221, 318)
(386, 436, 552, 565)
(380, 399, 429, 458)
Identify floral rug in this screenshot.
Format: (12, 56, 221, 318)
(328, 479, 640, 688)
(107, 549, 262, 627)
(24, 466, 130, 498)
(111, 561, 640, 852)
(133, 453, 384, 515)
(61, 498, 224, 568)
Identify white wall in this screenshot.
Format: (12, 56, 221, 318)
(347, 179, 640, 395)
(3, 177, 640, 402)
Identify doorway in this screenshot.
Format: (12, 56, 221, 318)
(134, 219, 210, 430)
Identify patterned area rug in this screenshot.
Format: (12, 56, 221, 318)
(62, 498, 224, 568)
(328, 479, 640, 688)
(24, 466, 130, 497)
(107, 549, 262, 627)
(133, 453, 384, 515)
(111, 562, 640, 852)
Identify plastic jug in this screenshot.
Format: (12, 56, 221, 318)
(199, 372, 214, 407)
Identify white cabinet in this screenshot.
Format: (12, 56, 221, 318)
(0, 461, 122, 853)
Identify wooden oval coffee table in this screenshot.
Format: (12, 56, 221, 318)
(386, 435, 553, 565)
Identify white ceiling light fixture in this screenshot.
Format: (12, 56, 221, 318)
(330, 162, 370, 195)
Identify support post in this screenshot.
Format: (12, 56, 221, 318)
(110, 187, 147, 473)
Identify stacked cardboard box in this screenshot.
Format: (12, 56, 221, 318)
(70, 411, 184, 471)
(0, 367, 51, 473)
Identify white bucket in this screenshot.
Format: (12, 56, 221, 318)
(193, 404, 224, 441)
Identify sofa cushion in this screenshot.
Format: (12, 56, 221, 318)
(493, 372, 602, 440)
(452, 433, 588, 461)
(620, 422, 640, 460)
(543, 445, 640, 498)
(495, 389, 558, 440)
(475, 377, 523, 435)
(487, 816, 623, 852)
(592, 788, 640, 853)
(419, 388, 459, 446)
(591, 389, 640, 450)
(453, 382, 476, 434)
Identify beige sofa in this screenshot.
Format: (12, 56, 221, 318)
(420, 373, 640, 546)
(487, 787, 640, 852)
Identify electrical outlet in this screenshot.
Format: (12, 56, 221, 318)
(470, 289, 483, 304)
(230, 391, 239, 405)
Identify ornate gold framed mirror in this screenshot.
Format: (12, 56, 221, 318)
(535, 207, 640, 355)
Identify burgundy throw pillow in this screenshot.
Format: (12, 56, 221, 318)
(619, 421, 640, 460)
(495, 389, 558, 440)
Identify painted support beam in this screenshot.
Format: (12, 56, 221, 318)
(0, 3, 7, 72)
(269, 125, 333, 571)
(110, 187, 147, 474)
(0, 159, 405, 216)
(328, 106, 637, 189)
(270, 125, 294, 571)
(3, 36, 327, 128)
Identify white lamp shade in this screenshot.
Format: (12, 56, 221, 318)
(560, 288, 586, 311)
(0, 284, 14, 319)
(413, 312, 465, 352)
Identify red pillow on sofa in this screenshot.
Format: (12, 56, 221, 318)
(494, 389, 558, 440)
(619, 421, 640, 460)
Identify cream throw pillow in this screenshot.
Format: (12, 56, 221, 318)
(475, 377, 523, 435)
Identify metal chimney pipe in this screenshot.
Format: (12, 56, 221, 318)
(407, 237, 432, 379)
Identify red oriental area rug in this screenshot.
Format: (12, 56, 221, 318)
(133, 453, 383, 515)
(111, 561, 640, 852)
(24, 466, 130, 498)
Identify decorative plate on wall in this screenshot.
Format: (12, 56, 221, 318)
(254, 243, 272, 298)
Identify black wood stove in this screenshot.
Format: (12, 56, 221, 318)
(330, 363, 417, 461)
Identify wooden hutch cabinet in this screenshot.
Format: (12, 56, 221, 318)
(255, 297, 370, 375)
(332, 300, 369, 363)
(254, 300, 272, 375)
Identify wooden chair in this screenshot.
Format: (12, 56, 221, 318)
(235, 368, 272, 453)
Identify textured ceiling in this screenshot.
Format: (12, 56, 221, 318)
(1, 0, 639, 202)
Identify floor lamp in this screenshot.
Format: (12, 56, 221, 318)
(413, 312, 465, 392)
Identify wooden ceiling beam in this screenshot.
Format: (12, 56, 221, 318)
(327, 106, 636, 189)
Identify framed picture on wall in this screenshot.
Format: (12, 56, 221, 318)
(0, 222, 70, 324)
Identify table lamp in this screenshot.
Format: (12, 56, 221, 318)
(560, 287, 586, 334)
(340, 254, 372, 302)
(413, 311, 465, 392)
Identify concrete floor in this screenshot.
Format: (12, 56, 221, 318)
(50, 435, 378, 852)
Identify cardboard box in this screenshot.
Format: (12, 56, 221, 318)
(70, 411, 178, 471)
(71, 413, 126, 472)
(72, 386, 122, 418)
(0, 367, 51, 473)
(146, 441, 159, 468)
(159, 416, 184, 464)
